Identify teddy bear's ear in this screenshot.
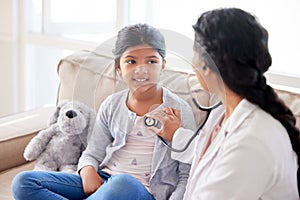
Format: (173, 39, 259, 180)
(48, 99, 69, 125)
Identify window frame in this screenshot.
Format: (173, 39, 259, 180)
(23, 0, 300, 94)
(42, 0, 120, 34)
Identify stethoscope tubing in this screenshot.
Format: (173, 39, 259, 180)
(158, 99, 222, 152)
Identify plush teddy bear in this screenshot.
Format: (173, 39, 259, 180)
(23, 100, 96, 172)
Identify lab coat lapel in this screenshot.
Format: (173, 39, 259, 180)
(187, 99, 258, 183)
(197, 99, 257, 172)
(192, 105, 225, 172)
(197, 127, 227, 170)
(225, 99, 257, 134)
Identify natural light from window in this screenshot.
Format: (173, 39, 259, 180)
(22, 0, 299, 112)
(29, 0, 300, 77)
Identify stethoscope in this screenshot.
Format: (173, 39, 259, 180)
(145, 98, 222, 152)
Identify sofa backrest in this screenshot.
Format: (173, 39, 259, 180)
(57, 50, 300, 130)
(57, 50, 211, 126)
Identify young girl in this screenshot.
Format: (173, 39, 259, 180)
(12, 24, 196, 200)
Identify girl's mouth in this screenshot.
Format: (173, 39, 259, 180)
(133, 78, 149, 82)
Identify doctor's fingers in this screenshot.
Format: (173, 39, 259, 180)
(145, 111, 165, 124)
(163, 107, 181, 120)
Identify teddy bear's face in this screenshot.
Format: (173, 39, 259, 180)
(57, 102, 91, 135)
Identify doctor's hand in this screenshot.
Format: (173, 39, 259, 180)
(148, 107, 181, 142)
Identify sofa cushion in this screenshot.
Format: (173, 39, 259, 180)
(0, 162, 34, 200)
(276, 89, 300, 130)
(0, 106, 55, 172)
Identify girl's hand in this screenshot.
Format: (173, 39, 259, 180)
(79, 166, 103, 196)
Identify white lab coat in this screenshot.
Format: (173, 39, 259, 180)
(172, 99, 299, 200)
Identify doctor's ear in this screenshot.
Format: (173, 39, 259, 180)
(201, 65, 211, 76)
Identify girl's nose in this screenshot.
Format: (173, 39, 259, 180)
(134, 66, 148, 74)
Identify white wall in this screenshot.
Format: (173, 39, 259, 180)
(0, 0, 18, 116)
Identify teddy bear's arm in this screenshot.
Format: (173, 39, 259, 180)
(23, 125, 59, 161)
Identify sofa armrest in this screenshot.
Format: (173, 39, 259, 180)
(0, 105, 55, 173)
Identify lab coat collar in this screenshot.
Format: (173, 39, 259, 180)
(222, 99, 257, 135)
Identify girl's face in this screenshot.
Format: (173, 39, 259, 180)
(118, 44, 165, 93)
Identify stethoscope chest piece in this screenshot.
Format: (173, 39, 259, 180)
(144, 116, 162, 129)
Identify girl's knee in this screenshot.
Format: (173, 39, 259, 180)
(106, 174, 146, 194)
(90, 174, 153, 200)
(12, 171, 31, 188)
(110, 174, 137, 186)
(11, 171, 36, 198)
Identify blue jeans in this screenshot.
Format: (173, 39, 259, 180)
(11, 170, 155, 200)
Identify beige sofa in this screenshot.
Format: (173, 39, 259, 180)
(0, 50, 299, 200)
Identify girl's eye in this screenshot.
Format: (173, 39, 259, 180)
(126, 60, 136, 64)
(148, 60, 158, 64)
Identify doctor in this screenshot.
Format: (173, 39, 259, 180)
(155, 8, 300, 199)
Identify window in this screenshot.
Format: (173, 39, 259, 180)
(18, 0, 300, 113)
(27, 0, 118, 42)
(34, 0, 300, 76)
(44, 0, 116, 34)
(148, 0, 300, 78)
